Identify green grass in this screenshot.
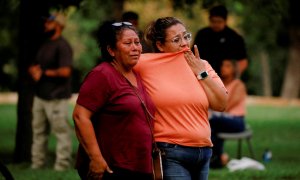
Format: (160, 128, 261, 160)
(0, 104, 300, 179)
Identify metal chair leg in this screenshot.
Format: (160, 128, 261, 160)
(246, 138, 255, 159)
(237, 139, 242, 159)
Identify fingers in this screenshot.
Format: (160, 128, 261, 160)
(106, 166, 113, 174)
(86, 168, 113, 180)
(193, 45, 200, 59)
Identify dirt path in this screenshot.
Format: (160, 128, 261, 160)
(0, 93, 300, 106)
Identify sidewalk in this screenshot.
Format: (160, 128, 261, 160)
(0, 92, 300, 106)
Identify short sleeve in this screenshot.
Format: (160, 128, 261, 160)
(58, 39, 73, 67)
(234, 35, 247, 61)
(77, 69, 110, 112)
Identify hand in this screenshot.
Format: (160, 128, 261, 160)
(28, 65, 43, 82)
(184, 45, 206, 75)
(87, 158, 113, 180)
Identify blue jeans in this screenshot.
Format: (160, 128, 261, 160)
(157, 142, 212, 180)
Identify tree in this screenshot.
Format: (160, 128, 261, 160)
(280, 0, 300, 99)
(0, 0, 19, 91)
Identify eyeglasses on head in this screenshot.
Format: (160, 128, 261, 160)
(112, 22, 133, 27)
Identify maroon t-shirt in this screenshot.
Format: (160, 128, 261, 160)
(76, 62, 155, 173)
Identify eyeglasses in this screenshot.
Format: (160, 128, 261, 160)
(167, 32, 192, 45)
(112, 21, 133, 27)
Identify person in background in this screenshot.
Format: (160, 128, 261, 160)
(194, 5, 248, 76)
(209, 59, 247, 168)
(122, 11, 153, 53)
(28, 12, 73, 171)
(73, 21, 155, 180)
(135, 17, 228, 180)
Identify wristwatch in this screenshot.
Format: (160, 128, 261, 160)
(197, 71, 209, 80)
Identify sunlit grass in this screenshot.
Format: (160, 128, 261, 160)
(0, 104, 300, 179)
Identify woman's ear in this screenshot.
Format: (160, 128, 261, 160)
(156, 41, 164, 52)
(107, 46, 115, 57)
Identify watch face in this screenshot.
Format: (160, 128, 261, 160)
(197, 71, 208, 80)
(201, 71, 208, 79)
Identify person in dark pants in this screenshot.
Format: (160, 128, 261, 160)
(209, 59, 247, 168)
(194, 5, 248, 76)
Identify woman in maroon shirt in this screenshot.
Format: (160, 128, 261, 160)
(73, 21, 155, 180)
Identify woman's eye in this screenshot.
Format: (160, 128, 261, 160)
(172, 38, 180, 43)
(184, 33, 192, 41)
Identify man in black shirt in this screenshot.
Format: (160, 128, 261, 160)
(28, 12, 73, 171)
(194, 5, 248, 76)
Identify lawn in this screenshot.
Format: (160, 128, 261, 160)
(0, 104, 300, 179)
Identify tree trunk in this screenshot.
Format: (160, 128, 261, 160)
(260, 51, 272, 96)
(280, 0, 300, 99)
(112, 0, 125, 20)
(281, 33, 300, 99)
(14, 0, 47, 163)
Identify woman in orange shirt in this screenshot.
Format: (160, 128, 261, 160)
(135, 17, 227, 180)
(209, 59, 247, 168)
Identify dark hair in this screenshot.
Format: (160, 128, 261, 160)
(209, 5, 228, 20)
(222, 59, 239, 78)
(96, 21, 138, 62)
(122, 11, 139, 21)
(144, 17, 184, 52)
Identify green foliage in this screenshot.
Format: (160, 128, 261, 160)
(0, 0, 295, 96)
(63, 1, 121, 87)
(236, 0, 289, 96)
(0, 0, 20, 91)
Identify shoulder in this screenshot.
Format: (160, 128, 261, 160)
(90, 62, 114, 76)
(79, 63, 116, 94)
(57, 36, 69, 44)
(224, 27, 243, 39)
(57, 37, 72, 48)
(196, 27, 212, 36)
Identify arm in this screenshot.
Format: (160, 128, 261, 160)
(73, 104, 112, 178)
(28, 65, 43, 82)
(200, 73, 228, 111)
(44, 66, 72, 78)
(226, 81, 247, 111)
(184, 45, 228, 111)
(237, 58, 248, 75)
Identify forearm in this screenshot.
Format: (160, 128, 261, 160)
(238, 59, 248, 74)
(200, 77, 228, 111)
(73, 109, 104, 162)
(44, 67, 71, 78)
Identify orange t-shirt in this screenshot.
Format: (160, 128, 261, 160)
(135, 50, 225, 147)
(225, 79, 247, 116)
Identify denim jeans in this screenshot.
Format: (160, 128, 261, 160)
(157, 142, 212, 180)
